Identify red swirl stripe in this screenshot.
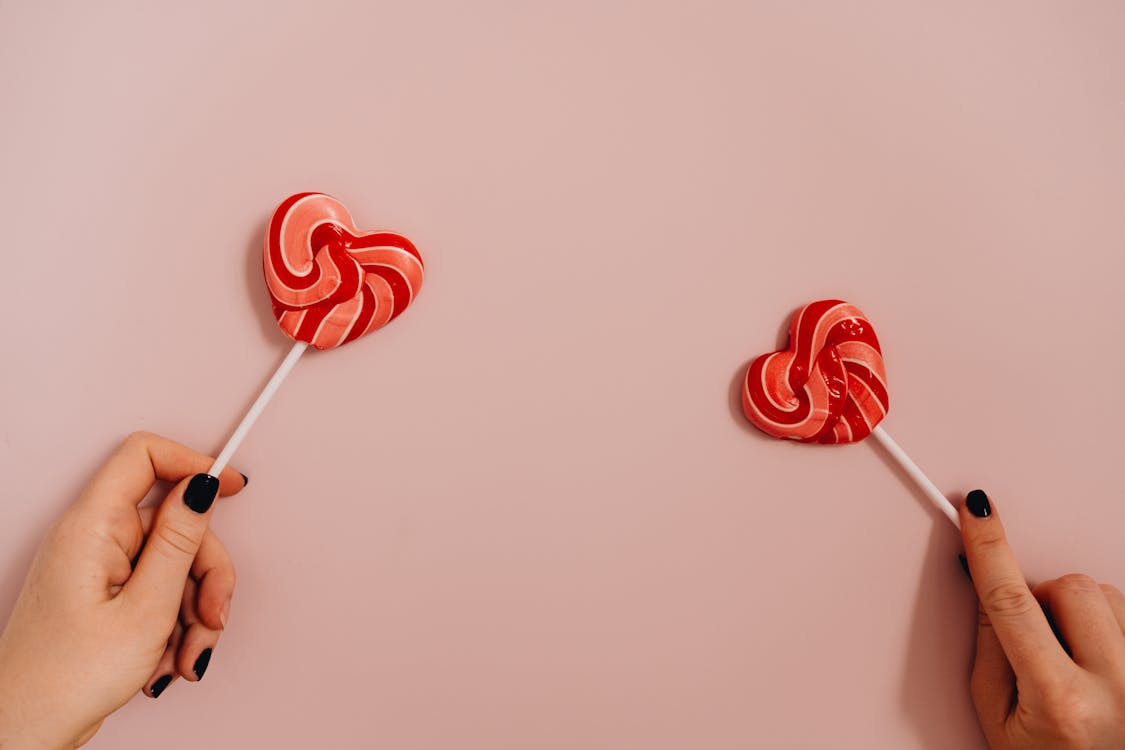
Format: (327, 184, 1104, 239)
(263, 193, 424, 350)
(741, 300, 889, 444)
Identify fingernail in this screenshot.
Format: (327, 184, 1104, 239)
(966, 489, 991, 518)
(958, 553, 972, 581)
(220, 600, 230, 629)
(184, 474, 219, 514)
(239, 473, 249, 487)
(150, 674, 172, 699)
(193, 648, 213, 680)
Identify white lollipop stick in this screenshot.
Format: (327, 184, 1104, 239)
(868, 425, 960, 529)
(208, 341, 308, 477)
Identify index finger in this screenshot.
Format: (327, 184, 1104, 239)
(960, 489, 1072, 685)
(79, 431, 246, 512)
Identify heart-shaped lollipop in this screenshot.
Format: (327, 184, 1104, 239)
(207, 193, 425, 478)
(742, 299, 889, 444)
(264, 192, 424, 350)
(740, 299, 959, 528)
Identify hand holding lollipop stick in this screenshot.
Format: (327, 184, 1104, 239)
(740, 300, 960, 529)
(208, 192, 425, 477)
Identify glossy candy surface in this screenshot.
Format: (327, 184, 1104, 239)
(742, 300, 889, 444)
(263, 193, 424, 350)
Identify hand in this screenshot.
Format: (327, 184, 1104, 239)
(961, 489, 1125, 749)
(0, 432, 246, 748)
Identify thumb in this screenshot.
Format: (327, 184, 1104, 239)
(122, 473, 220, 618)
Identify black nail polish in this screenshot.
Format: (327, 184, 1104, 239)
(239, 473, 249, 487)
(193, 648, 213, 680)
(966, 489, 991, 518)
(184, 474, 219, 514)
(958, 554, 972, 581)
(150, 674, 172, 698)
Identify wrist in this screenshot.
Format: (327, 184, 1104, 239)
(0, 692, 69, 749)
(0, 639, 70, 750)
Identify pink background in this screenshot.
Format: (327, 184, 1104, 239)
(3, 2, 1125, 747)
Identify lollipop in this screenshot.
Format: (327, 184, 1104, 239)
(208, 192, 424, 477)
(741, 299, 959, 528)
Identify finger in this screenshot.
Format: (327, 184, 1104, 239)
(960, 489, 1072, 684)
(177, 578, 220, 682)
(970, 602, 1017, 743)
(120, 473, 221, 620)
(143, 620, 184, 699)
(1032, 576, 1125, 672)
(177, 623, 219, 682)
(191, 530, 235, 632)
(1100, 584, 1125, 636)
(80, 431, 246, 514)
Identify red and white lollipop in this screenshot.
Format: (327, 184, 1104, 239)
(264, 192, 423, 350)
(208, 193, 424, 476)
(742, 299, 959, 528)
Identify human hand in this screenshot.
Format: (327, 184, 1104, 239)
(961, 489, 1125, 749)
(0, 432, 246, 748)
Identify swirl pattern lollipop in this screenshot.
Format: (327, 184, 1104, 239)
(742, 300, 888, 444)
(264, 192, 424, 350)
(741, 299, 959, 528)
(207, 193, 425, 478)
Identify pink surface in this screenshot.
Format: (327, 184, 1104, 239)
(2, 2, 1125, 748)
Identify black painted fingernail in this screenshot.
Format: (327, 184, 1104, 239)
(184, 474, 219, 514)
(239, 473, 249, 487)
(193, 648, 213, 680)
(958, 554, 972, 581)
(150, 674, 172, 698)
(966, 489, 991, 518)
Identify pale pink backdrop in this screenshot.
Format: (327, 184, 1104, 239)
(2, 2, 1124, 748)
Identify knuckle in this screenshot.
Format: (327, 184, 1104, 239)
(1056, 573, 1100, 594)
(1099, 583, 1124, 600)
(968, 525, 1008, 552)
(980, 581, 1037, 620)
(151, 521, 203, 559)
(123, 430, 155, 448)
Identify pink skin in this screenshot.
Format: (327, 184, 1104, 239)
(960, 494, 1125, 748)
(0, 432, 245, 748)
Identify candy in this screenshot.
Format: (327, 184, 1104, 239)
(263, 192, 424, 350)
(208, 193, 427, 480)
(741, 299, 889, 444)
(738, 299, 960, 527)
